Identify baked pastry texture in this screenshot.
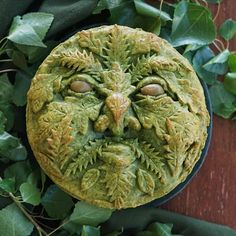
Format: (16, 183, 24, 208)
(26, 25, 210, 209)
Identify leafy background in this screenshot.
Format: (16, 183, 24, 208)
(0, 0, 236, 235)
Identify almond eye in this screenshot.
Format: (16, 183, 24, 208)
(70, 80, 92, 93)
(140, 84, 165, 96)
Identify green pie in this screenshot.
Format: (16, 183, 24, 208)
(26, 25, 210, 209)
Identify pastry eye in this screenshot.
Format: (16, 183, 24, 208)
(140, 84, 165, 96)
(70, 80, 92, 93)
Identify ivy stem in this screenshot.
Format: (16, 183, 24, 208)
(0, 59, 13, 63)
(0, 69, 18, 74)
(213, 3, 220, 21)
(9, 192, 48, 236)
(215, 38, 225, 51)
(47, 220, 69, 236)
(212, 41, 222, 53)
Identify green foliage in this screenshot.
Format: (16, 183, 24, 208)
(41, 185, 74, 219)
(209, 82, 236, 119)
(136, 222, 174, 236)
(81, 225, 100, 236)
(192, 46, 217, 85)
(0, 203, 34, 236)
(220, 19, 236, 40)
(70, 201, 112, 227)
(203, 49, 230, 75)
(7, 13, 54, 47)
(171, 1, 216, 47)
(224, 73, 236, 95)
(0, 178, 15, 193)
(19, 182, 41, 206)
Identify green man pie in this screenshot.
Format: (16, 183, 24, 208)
(26, 25, 210, 209)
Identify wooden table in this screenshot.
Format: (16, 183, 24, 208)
(161, 1, 236, 229)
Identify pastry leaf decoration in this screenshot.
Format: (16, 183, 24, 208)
(130, 54, 153, 83)
(44, 116, 74, 169)
(81, 169, 100, 191)
(164, 118, 187, 176)
(133, 141, 166, 183)
(60, 49, 103, 78)
(65, 140, 102, 177)
(102, 167, 134, 209)
(102, 26, 130, 71)
(137, 169, 155, 196)
(27, 74, 54, 113)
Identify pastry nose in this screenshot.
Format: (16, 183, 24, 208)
(105, 93, 130, 135)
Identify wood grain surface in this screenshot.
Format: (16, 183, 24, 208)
(161, 1, 236, 229)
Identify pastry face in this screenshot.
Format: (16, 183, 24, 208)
(26, 25, 210, 209)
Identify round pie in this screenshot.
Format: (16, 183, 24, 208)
(26, 25, 210, 209)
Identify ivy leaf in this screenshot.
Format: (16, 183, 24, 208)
(81, 225, 100, 236)
(0, 178, 15, 193)
(137, 222, 173, 236)
(0, 74, 14, 130)
(4, 161, 31, 189)
(93, 0, 125, 14)
(134, 0, 172, 22)
(20, 182, 41, 206)
(220, 19, 236, 40)
(192, 46, 217, 85)
(0, 132, 27, 162)
(171, 0, 216, 47)
(8, 23, 46, 48)
(0, 111, 6, 133)
(70, 201, 112, 226)
(224, 73, 236, 95)
(12, 70, 32, 107)
(203, 49, 230, 75)
(228, 53, 236, 72)
(7, 13, 54, 48)
(0, 203, 34, 236)
(41, 185, 74, 219)
(209, 82, 236, 119)
(19, 13, 54, 40)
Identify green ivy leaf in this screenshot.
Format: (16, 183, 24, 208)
(0, 74, 14, 130)
(12, 70, 32, 107)
(224, 73, 236, 95)
(81, 225, 100, 236)
(19, 13, 54, 40)
(4, 161, 31, 189)
(192, 46, 217, 85)
(41, 185, 74, 219)
(11, 50, 28, 70)
(137, 222, 173, 236)
(171, 0, 216, 47)
(220, 19, 236, 40)
(0, 111, 6, 133)
(0, 132, 27, 162)
(0, 203, 34, 236)
(134, 0, 172, 22)
(93, 0, 125, 14)
(70, 201, 112, 227)
(228, 53, 236, 72)
(0, 178, 15, 193)
(209, 82, 236, 119)
(8, 23, 46, 48)
(203, 49, 230, 75)
(20, 182, 41, 206)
